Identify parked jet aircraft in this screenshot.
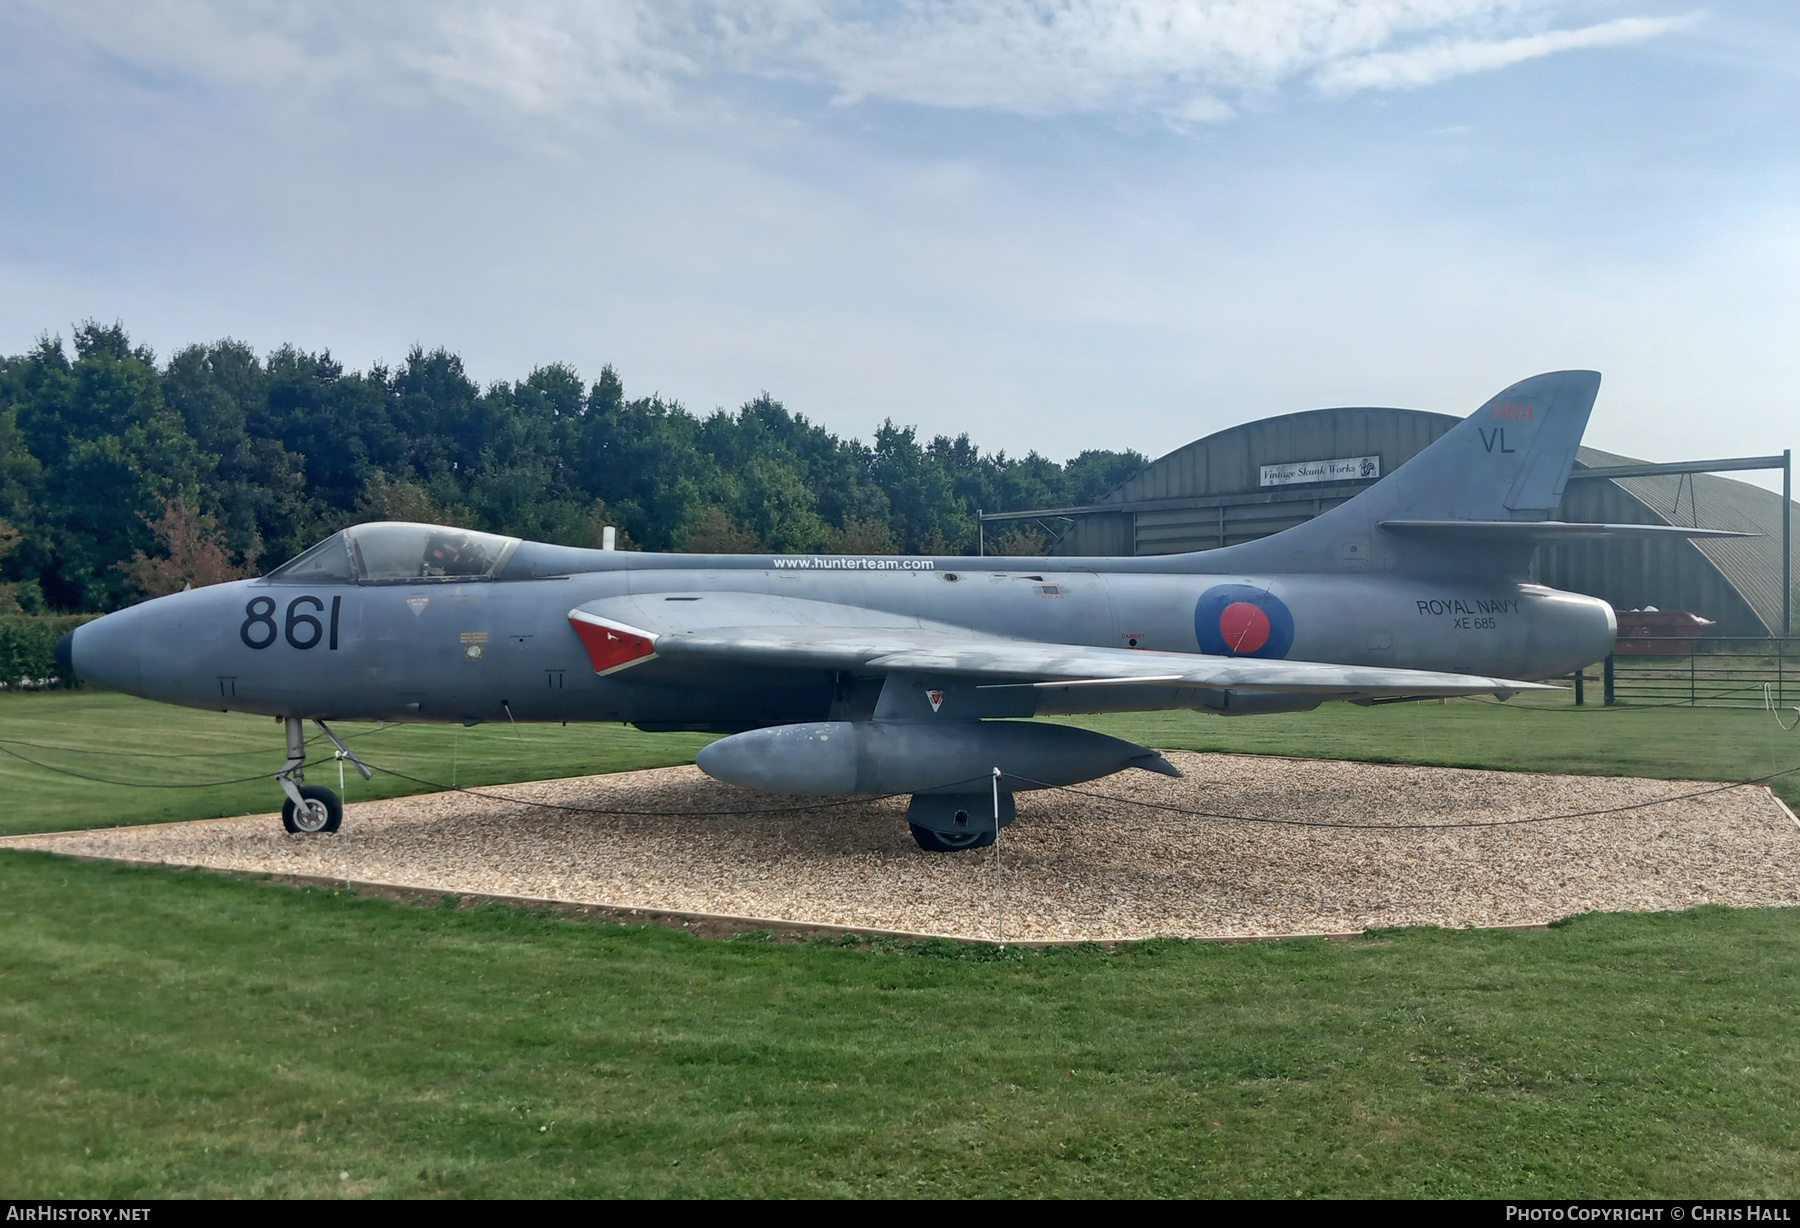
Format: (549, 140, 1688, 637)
(59, 371, 1745, 850)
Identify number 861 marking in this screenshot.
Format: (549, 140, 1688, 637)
(241, 595, 342, 650)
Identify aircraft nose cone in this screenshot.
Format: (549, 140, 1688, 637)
(55, 630, 74, 679)
(68, 609, 141, 694)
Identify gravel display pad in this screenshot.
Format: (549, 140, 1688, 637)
(9, 753, 1800, 941)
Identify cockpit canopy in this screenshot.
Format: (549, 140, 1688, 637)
(267, 523, 522, 584)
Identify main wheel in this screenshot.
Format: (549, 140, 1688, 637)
(282, 784, 343, 834)
(909, 823, 995, 853)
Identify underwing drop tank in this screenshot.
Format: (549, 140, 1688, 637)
(695, 719, 1180, 796)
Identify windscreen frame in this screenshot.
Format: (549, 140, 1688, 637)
(266, 523, 523, 586)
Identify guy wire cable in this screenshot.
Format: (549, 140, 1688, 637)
(1007, 764, 1800, 832)
(0, 730, 995, 814)
(0, 723, 394, 759)
(1459, 692, 1751, 712)
(7, 729, 1795, 831)
(362, 762, 1001, 819)
(1765, 682, 1800, 732)
(0, 741, 338, 789)
(368, 759, 1800, 832)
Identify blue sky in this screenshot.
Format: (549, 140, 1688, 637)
(2, 2, 1796, 488)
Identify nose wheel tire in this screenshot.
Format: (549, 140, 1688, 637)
(282, 784, 343, 834)
(909, 824, 995, 853)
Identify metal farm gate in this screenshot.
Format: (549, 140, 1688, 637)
(1575, 638, 1800, 707)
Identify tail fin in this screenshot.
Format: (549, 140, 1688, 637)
(1216, 370, 1601, 576)
(1381, 369, 1598, 521)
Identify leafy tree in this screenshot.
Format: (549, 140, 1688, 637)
(986, 525, 1051, 556)
(0, 404, 39, 522)
(0, 323, 1158, 610)
(1064, 448, 1150, 503)
(354, 471, 470, 527)
(12, 325, 209, 610)
(826, 516, 894, 553)
(871, 421, 971, 552)
(682, 507, 764, 553)
(118, 496, 251, 598)
(581, 500, 639, 551)
(0, 519, 24, 613)
(162, 339, 306, 571)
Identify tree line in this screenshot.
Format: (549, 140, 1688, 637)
(0, 321, 1147, 613)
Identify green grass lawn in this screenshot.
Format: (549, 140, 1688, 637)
(2, 853, 1797, 1198)
(1074, 694, 1800, 810)
(0, 690, 715, 837)
(5, 689, 1800, 1197)
(3, 688, 1797, 838)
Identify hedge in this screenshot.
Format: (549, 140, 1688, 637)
(0, 614, 100, 690)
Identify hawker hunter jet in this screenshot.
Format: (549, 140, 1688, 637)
(59, 371, 1744, 850)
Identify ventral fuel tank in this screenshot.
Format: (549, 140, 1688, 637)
(696, 719, 1180, 796)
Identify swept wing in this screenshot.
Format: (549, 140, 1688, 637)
(569, 595, 1557, 699)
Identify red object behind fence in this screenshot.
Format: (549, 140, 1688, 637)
(1613, 609, 1715, 655)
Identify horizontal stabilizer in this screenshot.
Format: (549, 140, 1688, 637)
(1379, 520, 1753, 542)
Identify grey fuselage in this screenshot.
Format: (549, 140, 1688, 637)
(70, 543, 1615, 729)
(69, 368, 1638, 730)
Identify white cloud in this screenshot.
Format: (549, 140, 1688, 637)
(789, 2, 1556, 111)
(407, 2, 690, 112)
(9, 1, 1698, 123)
(1315, 13, 1699, 94)
(1166, 94, 1237, 127)
(4, 0, 680, 112)
(1, 2, 1789, 479)
(7, 0, 372, 90)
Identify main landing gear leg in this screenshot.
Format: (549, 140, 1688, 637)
(906, 792, 1016, 853)
(276, 715, 346, 835)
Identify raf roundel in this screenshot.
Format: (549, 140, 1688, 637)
(1195, 584, 1295, 659)
(1218, 601, 1271, 653)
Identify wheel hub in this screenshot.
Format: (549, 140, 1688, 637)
(292, 799, 331, 834)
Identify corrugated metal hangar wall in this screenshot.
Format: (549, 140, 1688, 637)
(1051, 408, 1458, 557)
(1042, 407, 1795, 637)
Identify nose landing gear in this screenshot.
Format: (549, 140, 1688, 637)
(284, 784, 343, 834)
(276, 716, 370, 835)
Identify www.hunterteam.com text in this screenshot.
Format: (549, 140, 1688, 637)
(770, 557, 937, 571)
